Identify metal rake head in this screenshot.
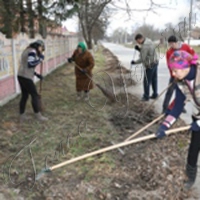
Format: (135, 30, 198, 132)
(36, 168, 52, 181)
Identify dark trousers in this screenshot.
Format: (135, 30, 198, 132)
(162, 77, 176, 112)
(187, 130, 200, 167)
(18, 76, 39, 114)
(143, 63, 158, 99)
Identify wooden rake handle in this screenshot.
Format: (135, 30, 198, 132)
(39, 62, 43, 95)
(50, 125, 190, 171)
(125, 114, 165, 141)
(75, 63, 93, 81)
(74, 63, 99, 89)
(140, 81, 174, 117)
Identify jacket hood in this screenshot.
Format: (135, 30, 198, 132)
(143, 38, 153, 45)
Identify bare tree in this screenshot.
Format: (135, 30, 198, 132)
(160, 17, 190, 43)
(37, 0, 44, 37)
(92, 10, 109, 45)
(78, 0, 112, 49)
(27, 0, 35, 38)
(19, 0, 26, 33)
(109, 28, 126, 43)
(109, 0, 170, 21)
(134, 24, 160, 41)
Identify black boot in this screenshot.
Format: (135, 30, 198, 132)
(184, 163, 197, 189)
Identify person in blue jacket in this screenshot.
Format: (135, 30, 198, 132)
(156, 50, 200, 189)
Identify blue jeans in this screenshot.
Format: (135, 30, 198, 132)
(143, 63, 158, 99)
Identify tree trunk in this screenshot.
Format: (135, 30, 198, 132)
(19, 0, 26, 33)
(27, 0, 35, 38)
(3, 0, 13, 38)
(38, 0, 46, 38)
(78, 0, 112, 50)
(87, 32, 92, 49)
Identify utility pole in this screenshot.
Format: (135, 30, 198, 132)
(188, 0, 194, 44)
(124, 28, 127, 44)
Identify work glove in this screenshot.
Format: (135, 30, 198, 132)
(155, 124, 168, 139)
(163, 107, 171, 116)
(39, 54, 45, 61)
(190, 117, 200, 132)
(135, 45, 141, 52)
(68, 57, 73, 63)
(34, 72, 43, 80)
(80, 69, 87, 74)
(131, 60, 135, 65)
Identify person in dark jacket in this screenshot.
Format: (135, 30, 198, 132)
(131, 33, 159, 101)
(68, 42, 94, 101)
(18, 40, 48, 122)
(156, 50, 200, 189)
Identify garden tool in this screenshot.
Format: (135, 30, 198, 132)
(75, 63, 116, 103)
(38, 62, 44, 112)
(36, 125, 190, 180)
(125, 114, 164, 141)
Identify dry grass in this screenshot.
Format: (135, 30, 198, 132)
(0, 45, 195, 200)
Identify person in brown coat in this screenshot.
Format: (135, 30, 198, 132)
(68, 42, 94, 101)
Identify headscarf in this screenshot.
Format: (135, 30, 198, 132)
(77, 42, 87, 52)
(169, 50, 193, 70)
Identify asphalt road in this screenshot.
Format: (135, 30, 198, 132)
(102, 42, 200, 199)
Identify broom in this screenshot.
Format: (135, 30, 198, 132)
(36, 125, 190, 180)
(75, 63, 116, 102)
(38, 62, 44, 112)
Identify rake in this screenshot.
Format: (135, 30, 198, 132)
(38, 62, 44, 112)
(124, 114, 165, 141)
(136, 80, 175, 122)
(36, 125, 190, 180)
(75, 63, 116, 103)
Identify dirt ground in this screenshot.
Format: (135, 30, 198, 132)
(0, 46, 197, 200)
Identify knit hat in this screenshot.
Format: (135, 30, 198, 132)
(168, 35, 178, 43)
(35, 39, 45, 50)
(169, 50, 193, 69)
(77, 42, 87, 52)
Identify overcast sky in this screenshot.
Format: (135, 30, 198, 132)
(63, 0, 199, 35)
